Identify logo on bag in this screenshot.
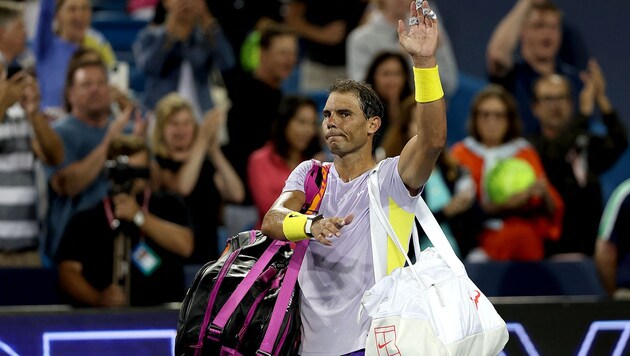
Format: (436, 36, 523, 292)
(469, 290, 481, 309)
(374, 325, 401, 356)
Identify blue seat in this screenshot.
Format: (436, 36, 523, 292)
(446, 72, 488, 146)
(92, 0, 127, 13)
(465, 259, 607, 298)
(91, 14, 148, 54)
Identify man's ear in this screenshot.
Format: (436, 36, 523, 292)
(368, 116, 381, 134)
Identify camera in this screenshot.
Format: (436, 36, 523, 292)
(105, 156, 150, 195)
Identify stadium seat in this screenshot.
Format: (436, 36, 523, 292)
(446, 72, 488, 145)
(465, 259, 607, 298)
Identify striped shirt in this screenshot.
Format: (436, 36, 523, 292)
(0, 106, 38, 251)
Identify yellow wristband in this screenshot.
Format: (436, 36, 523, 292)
(414, 66, 444, 103)
(282, 212, 309, 242)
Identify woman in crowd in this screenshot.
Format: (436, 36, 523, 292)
(247, 95, 322, 229)
(151, 93, 244, 264)
(392, 96, 482, 258)
(450, 85, 564, 261)
(364, 51, 412, 160)
(34, 0, 116, 119)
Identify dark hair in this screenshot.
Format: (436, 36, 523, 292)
(468, 84, 522, 143)
(328, 78, 384, 120)
(0, 3, 22, 27)
(529, 1, 564, 19)
(259, 24, 296, 50)
(364, 51, 412, 101)
(64, 49, 105, 111)
(271, 95, 320, 159)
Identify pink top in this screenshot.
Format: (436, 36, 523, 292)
(247, 142, 293, 228)
(127, 0, 159, 12)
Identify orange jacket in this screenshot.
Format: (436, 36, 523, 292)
(450, 138, 564, 260)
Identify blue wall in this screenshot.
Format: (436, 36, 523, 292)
(438, 0, 630, 200)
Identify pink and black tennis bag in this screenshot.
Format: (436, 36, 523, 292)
(175, 160, 330, 356)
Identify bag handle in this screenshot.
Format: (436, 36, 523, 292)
(208, 240, 286, 336)
(257, 162, 331, 354)
(368, 164, 465, 276)
(256, 239, 308, 355)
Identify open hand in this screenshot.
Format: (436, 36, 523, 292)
(397, 1, 439, 67)
(310, 214, 354, 246)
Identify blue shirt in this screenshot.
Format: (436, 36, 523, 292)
(44, 116, 111, 260)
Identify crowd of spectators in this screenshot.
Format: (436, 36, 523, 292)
(0, 0, 628, 307)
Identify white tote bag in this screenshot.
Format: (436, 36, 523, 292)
(361, 165, 509, 356)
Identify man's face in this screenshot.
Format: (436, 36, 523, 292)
(532, 79, 573, 131)
(0, 17, 27, 56)
(322, 92, 378, 157)
(56, 0, 91, 43)
(67, 65, 111, 119)
(521, 9, 562, 61)
(259, 35, 298, 83)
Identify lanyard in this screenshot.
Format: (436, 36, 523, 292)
(103, 187, 151, 231)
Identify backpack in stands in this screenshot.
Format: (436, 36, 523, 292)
(175, 160, 330, 355)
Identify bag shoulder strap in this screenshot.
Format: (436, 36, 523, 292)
(302, 159, 331, 214)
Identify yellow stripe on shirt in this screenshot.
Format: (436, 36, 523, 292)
(386, 197, 415, 274)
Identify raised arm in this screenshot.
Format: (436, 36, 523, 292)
(486, 0, 537, 77)
(21, 76, 64, 166)
(33, 0, 55, 60)
(397, 1, 447, 192)
(50, 108, 132, 197)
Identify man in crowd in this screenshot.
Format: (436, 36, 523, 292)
(222, 24, 298, 236)
(486, 0, 583, 134)
(0, 4, 63, 266)
(44, 59, 132, 262)
(56, 135, 193, 307)
(528, 61, 628, 257)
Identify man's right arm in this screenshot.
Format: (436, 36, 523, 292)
(58, 261, 125, 307)
(261, 190, 352, 246)
(51, 108, 132, 197)
(50, 142, 109, 197)
(486, 0, 536, 77)
(261, 190, 307, 241)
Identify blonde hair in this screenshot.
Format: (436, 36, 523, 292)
(151, 92, 198, 158)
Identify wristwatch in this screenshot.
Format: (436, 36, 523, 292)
(304, 214, 324, 238)
(133, 211, 146, 227)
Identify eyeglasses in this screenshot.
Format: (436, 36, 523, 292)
(536, 94, 570, 104)
(475, 110, 507, 119)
